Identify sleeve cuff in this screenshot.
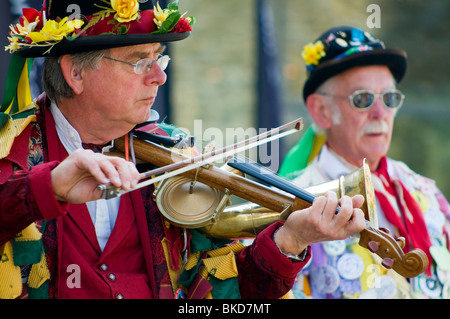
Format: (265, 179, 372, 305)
(253, 222, 311, 278)
(29, 161, 68, 220)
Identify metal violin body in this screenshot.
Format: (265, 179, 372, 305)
(101, 118, 428, 278)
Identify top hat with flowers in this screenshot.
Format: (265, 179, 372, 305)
(301, 26, 407, 102)
(5, 0, 194, 58)
(0, 0, 194, 131)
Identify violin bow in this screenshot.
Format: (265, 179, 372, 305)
(98, 118, 303, 199)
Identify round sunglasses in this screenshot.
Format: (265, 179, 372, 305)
(318, 89, 405, 111)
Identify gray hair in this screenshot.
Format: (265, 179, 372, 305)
(314, 77, 343, 125)
(42, 50, 108, 102)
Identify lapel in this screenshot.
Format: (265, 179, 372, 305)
(44, 105, 102, 250)
(100, 194, 135, 258)
(66, 203, 102, 253)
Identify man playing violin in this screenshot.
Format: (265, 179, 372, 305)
(280, 26, 450, 299)
(0, 2, 365, 299)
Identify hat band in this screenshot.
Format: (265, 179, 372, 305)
(81, 10, 157, 37)
(308, 44, 375, 72)
(332, 45, 374, 62)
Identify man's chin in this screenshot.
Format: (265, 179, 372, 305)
(134, 108, 153, 124)
(364, 149, 387, 163)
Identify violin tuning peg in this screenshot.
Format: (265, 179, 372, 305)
(368, 241, 380, 253)
(381, 258, 394, 269)
(379, 227, 390, 235)
(396, 237, 406, 249)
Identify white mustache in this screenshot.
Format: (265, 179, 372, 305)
(360, 120, 389, 136)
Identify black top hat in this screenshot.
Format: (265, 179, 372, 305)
(302, 26, 407, 102)
(6, 0, 194, 57)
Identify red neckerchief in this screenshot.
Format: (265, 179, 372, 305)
(373, 157, 432, 275)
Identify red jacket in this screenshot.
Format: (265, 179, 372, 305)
(0, 94, 309, 299)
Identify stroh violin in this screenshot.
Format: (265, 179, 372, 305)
(100, 118, 428, 278)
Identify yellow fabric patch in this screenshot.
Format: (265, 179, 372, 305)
(0, 242, 22, 299)
(410, 190, 430, 213)
(185, 251, 202, 271)
(14, 223, 42, 242)
(307, 132, 326, 163)
(0, 224, 50, 298)
(28, 252, 50, 289)
(0, 104, 36, 159)
(207, 242, 244, 258)
(203, 251, 238, 280)
(17, 60, 33, 112)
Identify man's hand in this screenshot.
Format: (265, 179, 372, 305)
(50, 149, 140, 203)
(274, 191, 366, 256)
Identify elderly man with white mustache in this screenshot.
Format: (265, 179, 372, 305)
(280, 26, 450, 299)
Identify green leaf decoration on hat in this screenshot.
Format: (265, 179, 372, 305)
(152, 1, 194, 34)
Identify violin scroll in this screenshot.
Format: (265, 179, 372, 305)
(359, 226, 429, 278)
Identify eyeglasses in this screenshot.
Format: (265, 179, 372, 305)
(103, 55, 171, 74)
(318, 89, 405, 111)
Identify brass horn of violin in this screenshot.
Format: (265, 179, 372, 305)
(196, 162, 377, 239)
(111, 136, 429, 278)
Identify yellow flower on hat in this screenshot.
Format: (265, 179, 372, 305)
(302, 40, 326, 67)
(27, 17, 84, 43)
(5, 36, 20, 53)
(10, 18, 39, 37)
(5, 15, 40, 52)
(111, 0, 139, 23)
(153, 2, 170, 27)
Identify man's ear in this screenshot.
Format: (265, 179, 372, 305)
(305, 93, 333, 129)
(59, 55, 84, 95)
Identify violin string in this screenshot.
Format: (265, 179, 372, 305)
(232, 156, 286, 180)
(228, 156, 318, 206)
(189, 166, 202, 194)
(130, 133, 137, 165)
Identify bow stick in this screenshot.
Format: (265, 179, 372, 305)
(98, 118, 303, 199)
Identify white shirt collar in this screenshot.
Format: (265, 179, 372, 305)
(50, 101, 114, 155)
(50, 101, 83, 155)
(317, 144, 358, 180)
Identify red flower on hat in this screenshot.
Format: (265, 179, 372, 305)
(171, 17, 192, 33)
(21, 8, 45, 30)
(5, 7, 49, 52)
